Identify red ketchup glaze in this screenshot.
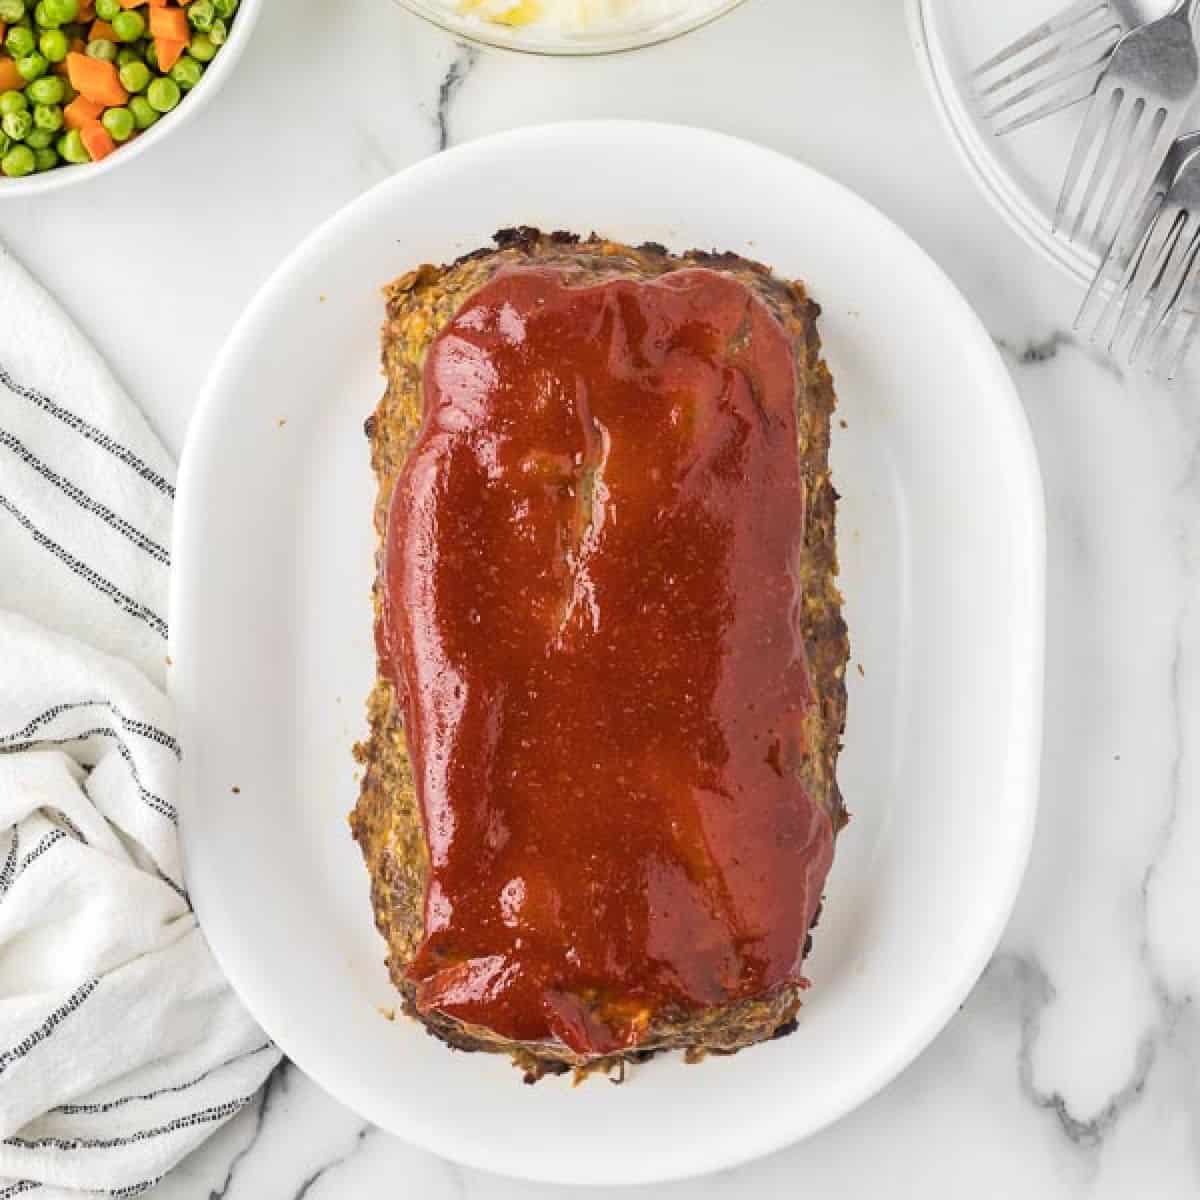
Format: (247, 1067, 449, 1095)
(381, 266, 833, 1057)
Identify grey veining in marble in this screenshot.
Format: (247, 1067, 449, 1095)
(435, 43, 480, 151)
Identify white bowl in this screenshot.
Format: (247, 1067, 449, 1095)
(394, 0, 748, 55)
(172, 121, 1045, 1186)
(0, 0, 263, 199)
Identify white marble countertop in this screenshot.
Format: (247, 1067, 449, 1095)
(5, 0, 1199, 1195)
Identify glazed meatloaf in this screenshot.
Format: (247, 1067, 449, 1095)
(351, 228, 849, 1082)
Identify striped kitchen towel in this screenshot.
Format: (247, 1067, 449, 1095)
(0, 244, 281, 1199)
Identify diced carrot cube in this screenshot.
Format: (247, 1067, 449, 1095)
(0, 58, 23, 93)
(148, 6, 188, 40)
(66, 51, 128, 106)
(64, 95, 104, 130)
(81, 119, 116, 162)
(155, 37, 186, 71)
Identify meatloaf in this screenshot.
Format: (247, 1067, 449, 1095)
(351, 228, 848, 1082)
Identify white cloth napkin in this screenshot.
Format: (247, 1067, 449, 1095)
(0, 244, 281, 1200)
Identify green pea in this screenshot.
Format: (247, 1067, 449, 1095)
(187, 0, 213, 29)
(33, 2, 55, 28)
(0, 89, 28, 116)
(208, 17, 226, 45)
(93, 0, 118, 18)
(212, 0, 237, 16)
(57, 126, 88, 163)
(1, 142, 35, 176)
(0, 130, 9, 156)
(111, 10, 143, 41)
(118, 59, 150, 92)
(188, 33, 216, 62)
(27, 74, 63, 104)
(17, 52, 47, 80)
(146, 74, 179, 112)
(5, 24, 35, 56)
(16, 51, 47, 80)
(33, 145, 56, 170)
(115, 46, 138, 65)
(39, 28, 68, 61)
(170, 55, 202, 90)
(0, 0, 25, 21)
(42, 0, 77, 22)
(32, 102, 61, 132)
(24, 123, 52, 147)
(100, 104, 133, 141)
(128, 92, 158, 129)
(86, 39, 116, 61)
(1, 108, 31, 140)
(143, 38, 158, 69)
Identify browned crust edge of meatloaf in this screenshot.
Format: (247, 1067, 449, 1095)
(349, 228, 849, 1084)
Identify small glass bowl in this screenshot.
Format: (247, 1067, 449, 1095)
(394, 0, 749, 55)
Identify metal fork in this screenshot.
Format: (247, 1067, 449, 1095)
(973, 0, 1178, 135)
(1054, 0, 1199, 254)
(1078, 131, 1200, 379)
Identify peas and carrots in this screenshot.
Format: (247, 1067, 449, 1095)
(0, 0, 238, 176)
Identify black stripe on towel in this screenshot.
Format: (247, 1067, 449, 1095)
(0, 701, 181, 761)
(0, 493, 167, 639)
(0, 363, 175, 499)
(48, 808, 89, 845)
(0, 830, 69, 899)
(109, 1177, 162, 1198)
(0, 1182, 42, 1199)
(57, 1043, 275, 1114)
(0, 824, 89, 900)
(5, 1093, 256, 1150)
(0, 979, 100, 1076)
(18, 829, 67, 867)
(0, 829, 18, 895)
(0, 727, 176, 824)
(0, 429, 170, 566)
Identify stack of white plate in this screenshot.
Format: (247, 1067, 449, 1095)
(907, 0, 1169, 289)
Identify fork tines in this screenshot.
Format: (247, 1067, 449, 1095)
(1079, 186, 1200, 380)
(973, 0, 1124, 135)
(1054, 83, 1179, 251)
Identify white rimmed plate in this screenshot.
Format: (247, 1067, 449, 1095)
(171, 120, 1044, 1187)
